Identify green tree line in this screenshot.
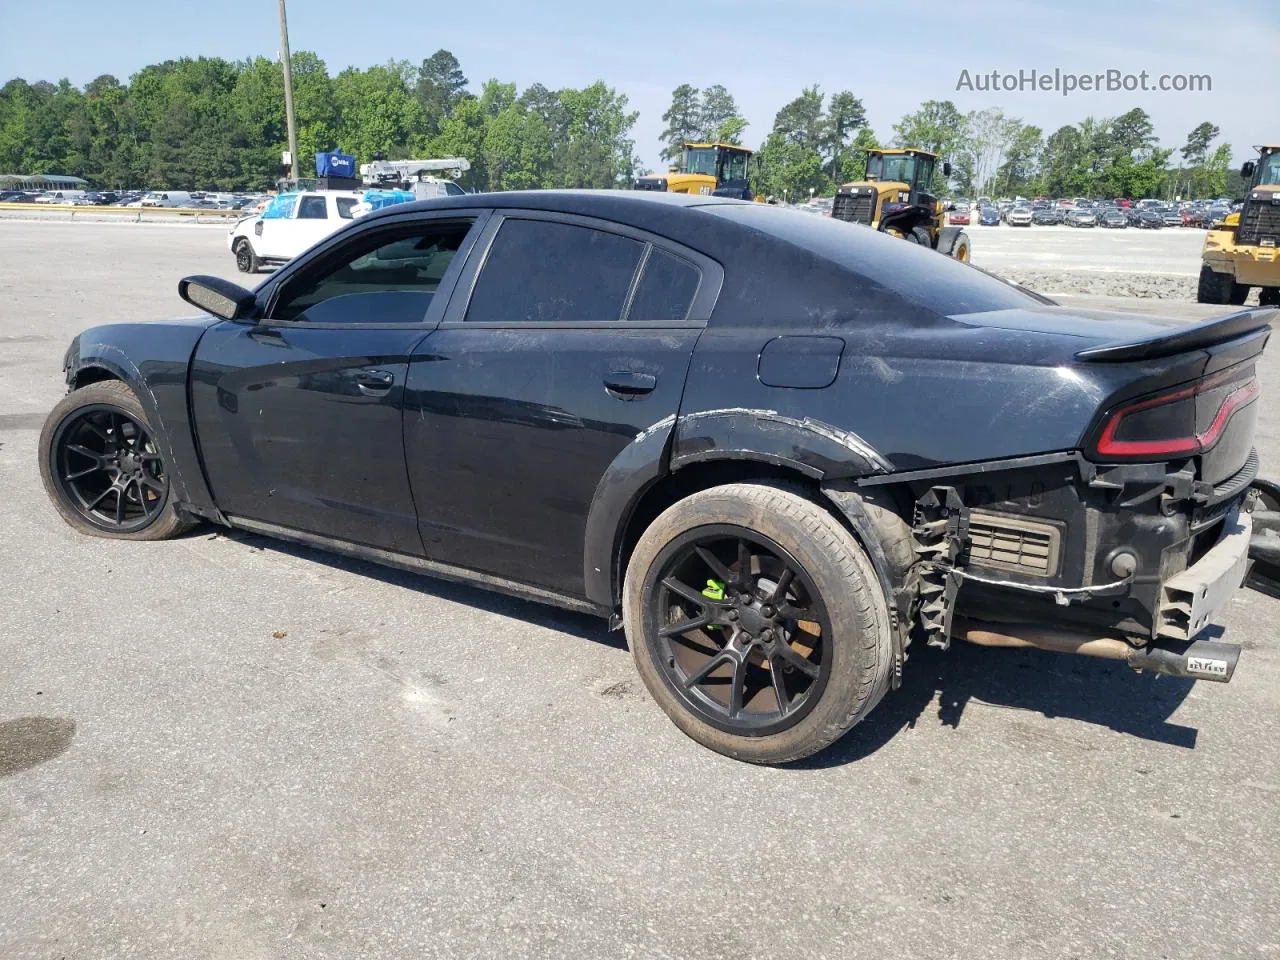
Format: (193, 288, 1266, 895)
(0, 50, 1244, 201)
(0, 50, 640, 191)
(657, 85, 1240, 202)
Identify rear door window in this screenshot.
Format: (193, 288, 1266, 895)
(465, 219, 644, 323)
(298, 196, 327, 219)
(336, 197, 358, 219)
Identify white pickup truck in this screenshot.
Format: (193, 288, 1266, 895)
(227, 190, 363, 273)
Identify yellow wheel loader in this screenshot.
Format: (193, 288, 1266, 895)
(829, 148, 971, 262)
(1199, 145, 1280, 306)
(634, 142, 764, 201)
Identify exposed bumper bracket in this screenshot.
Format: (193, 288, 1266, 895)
(1156, 507, 1251, 641)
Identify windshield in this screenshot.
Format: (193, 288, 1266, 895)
(1257, 150, 1280, 187)
(866, 153, 918, 185)
(684, 147, 718, 177)
(684, 146, 749, 183)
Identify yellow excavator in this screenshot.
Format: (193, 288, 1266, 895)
(1199, 144, 1280, 306)
(829, 148, 971, 261)
(634, 142, 763, 201)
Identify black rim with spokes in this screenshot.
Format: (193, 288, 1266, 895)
(235, 242, 251, 271)
(645, 525, 832, 736)
(52, 405, 168, 532)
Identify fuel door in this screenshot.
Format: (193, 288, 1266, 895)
(757, 335, 845, 389)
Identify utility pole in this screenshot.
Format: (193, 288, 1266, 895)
(277, 0, 299, 182)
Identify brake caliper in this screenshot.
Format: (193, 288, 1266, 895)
(702, 579, 726, 630)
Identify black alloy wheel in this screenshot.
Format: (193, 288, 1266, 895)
(51, 405, 168, 533)
(645, 524, 831, 736)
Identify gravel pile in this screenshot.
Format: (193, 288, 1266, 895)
(1000, 269, 1196, 300)
(996, 269, 1263, 305)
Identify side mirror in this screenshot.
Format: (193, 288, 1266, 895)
(1241, 160, 1256, 180)
(178, 275, 257, 322)
(942, 161, 952, 177)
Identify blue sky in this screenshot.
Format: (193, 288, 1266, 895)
(2, 0, 1275, 172)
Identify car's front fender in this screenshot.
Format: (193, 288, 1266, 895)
(65, 319, 222, 519)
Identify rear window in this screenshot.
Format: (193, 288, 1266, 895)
(702, 203, 1049, 316)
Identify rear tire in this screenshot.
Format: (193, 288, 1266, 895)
(1260, 287, 1280, 307)
(1197, 264, 1245, 305)
(623, 482, 894, 764)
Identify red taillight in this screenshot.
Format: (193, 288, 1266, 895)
(1093, 368, 1260, 459)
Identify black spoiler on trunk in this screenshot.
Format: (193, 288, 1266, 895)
(1075, 307, 1277, 363)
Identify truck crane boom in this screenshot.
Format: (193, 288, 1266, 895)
(359, 158, 471, 187)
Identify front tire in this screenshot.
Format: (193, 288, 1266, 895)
(1197, 264, 1246, 305)
(233, 238, 260, 274)
(623, 483, 893, 764)
(38, 380, 194, 540)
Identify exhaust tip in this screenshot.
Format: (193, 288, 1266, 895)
(1127, 639, 1240, 683)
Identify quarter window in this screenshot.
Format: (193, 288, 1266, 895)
(336, 197, 358, 219)
(272, 220, 475, 324)
(627, 249, 701, 322)
(465, 219, 645, 323)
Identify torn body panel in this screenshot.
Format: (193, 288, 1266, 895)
(582, 413, 680, 611)
(670, 408, 890, 479)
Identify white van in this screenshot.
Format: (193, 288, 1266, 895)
(226, 190, 364, 272)
(140, 191, 194, 208)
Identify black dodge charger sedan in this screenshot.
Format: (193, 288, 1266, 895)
(39, 190, 1274, 763)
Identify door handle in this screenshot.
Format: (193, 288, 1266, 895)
(603, 371, 657, 398)
(354, 369, 395, 395)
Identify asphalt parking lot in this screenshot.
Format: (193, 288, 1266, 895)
(2, 221, 1278, 960)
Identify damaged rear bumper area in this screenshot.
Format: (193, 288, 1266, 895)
(855, 450, 1267, 684)
(954, 503, 1250, 683)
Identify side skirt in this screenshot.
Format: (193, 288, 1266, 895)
(224, 515, 609, 619)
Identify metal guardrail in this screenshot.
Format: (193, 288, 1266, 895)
(0, 202, 250, 223)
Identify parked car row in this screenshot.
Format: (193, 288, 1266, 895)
(0, 188, 269, 210)
(955, 195, 1238, 230)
